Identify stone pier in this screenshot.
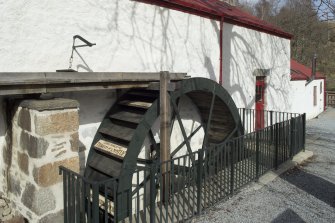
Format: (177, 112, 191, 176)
(5, 98, 81, 222)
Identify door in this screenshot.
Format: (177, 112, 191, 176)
(255, 76, 266, 130)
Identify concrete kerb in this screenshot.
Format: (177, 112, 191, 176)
(247, 150, 314, 192)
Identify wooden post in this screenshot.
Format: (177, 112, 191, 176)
(160, 71, 171, 202)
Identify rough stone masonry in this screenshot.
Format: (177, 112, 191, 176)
(1, 98, 81, 222)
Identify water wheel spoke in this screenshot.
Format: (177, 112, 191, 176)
(202, 93, 216, 148)
(171, 98, 196, 164)
(170, 125, 203, 158)
(148, 129, 159, 158)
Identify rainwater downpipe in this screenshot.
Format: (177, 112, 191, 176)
(219, 17, 224, 85)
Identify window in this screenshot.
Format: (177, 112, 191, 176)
(320, 82, 323, 94)
(314, 86, 317, 106)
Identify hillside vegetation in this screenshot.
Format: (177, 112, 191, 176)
(240, 0, 335, 90)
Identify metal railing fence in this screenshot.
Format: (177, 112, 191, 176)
(327, 91, 335, 107)
(238, 108, 300, 134)
(60, 110, 306, 223)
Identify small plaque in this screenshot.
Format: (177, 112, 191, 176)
(94, 139, 127, 158)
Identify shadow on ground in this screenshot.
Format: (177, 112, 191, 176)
(280, 168, 335, 208)
(271, 208, 305, 223)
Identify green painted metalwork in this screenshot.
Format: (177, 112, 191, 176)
(84, 77, 244, 220)
(61, 108, 306, 223)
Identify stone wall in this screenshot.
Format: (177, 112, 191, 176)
(5, 98, 81, 222)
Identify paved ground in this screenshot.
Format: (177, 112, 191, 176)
(193, 108, 335, 223)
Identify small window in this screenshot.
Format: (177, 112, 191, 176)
(320, 82, 322, 94)
(313, 86, 317, 106)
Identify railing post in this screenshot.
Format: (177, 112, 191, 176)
(92, 183, 99, 223)
(302, 113, 306, 152)
(270, 111, 273, 142)
(274, 123, 279, 169)
(196, 149, 204, 215)
(243, 108, 248, 134)
(230, 141, 235, 195)
(61, 170, 68, 223)
(256, 131, 260, 180)
(289, 118, 295, 159)
(150, 163, 157, 223)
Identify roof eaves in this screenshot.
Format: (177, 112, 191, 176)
(136, 0, 293, 39)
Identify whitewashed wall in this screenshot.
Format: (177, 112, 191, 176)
(0, 0, 220, 81)
(222, 23, 291, 111)
(0, 97, 6, 194)
(0, 0, 221, 182)
(291, 80, 325, 119)
(290, 81, 306, 115)
(306, 79, 325, 119)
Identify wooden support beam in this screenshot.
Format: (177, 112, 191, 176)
(0, 72, 187, 96)
(160, 71, 171, 202)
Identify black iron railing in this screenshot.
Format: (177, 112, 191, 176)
(59, 167, 118, 223)
(327, 91, 335, 107)
(60, 110, 306, 223)
(238, 108, 301, 134)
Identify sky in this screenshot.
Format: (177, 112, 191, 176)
(239, 0, 260, 5)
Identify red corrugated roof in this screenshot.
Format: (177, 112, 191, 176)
(137, 0, 293, 39)
(291, 59, 325, 81)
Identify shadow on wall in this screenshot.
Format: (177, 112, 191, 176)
(75, 49, 93, 72)
(223, 24, 291, 111)
(80, 0, 219, 81)
(54, 90, 117, 125)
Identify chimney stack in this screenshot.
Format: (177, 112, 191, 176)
(311, 53, 317, 80)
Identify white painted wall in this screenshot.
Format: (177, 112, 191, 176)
(291, 79, 324, 119)
(0, 0, 220, 81)
(222, 23, 291, 111)
(0, 97, 6, 195)
(0, 0, 219, 182)
(290, 81, 306, 115)
(307, 79, 325, 119)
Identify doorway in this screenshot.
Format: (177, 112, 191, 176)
(256, 76, 266, 130)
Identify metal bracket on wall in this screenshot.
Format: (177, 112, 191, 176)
(57, 35, 96, 72)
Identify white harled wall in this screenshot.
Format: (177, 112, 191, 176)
(0, 0, 220, 81)
(290, 81, 306, 114)
(222, 23, 291, 111)
(291, 79, 325, 119)
(0, 0, 296, 160)
(306, 79, 325, 119)
(0, 97, 6, 194)
(0, 0, 221, 186)
(0, 0, 295, 171)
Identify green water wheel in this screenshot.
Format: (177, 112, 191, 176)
(84, 77, 243, 219)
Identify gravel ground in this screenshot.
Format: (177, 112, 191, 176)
(193, 108, 335, 223)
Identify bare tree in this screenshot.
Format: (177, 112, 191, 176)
(239, 0, 335, 84)
(314, 0, 335, 21)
